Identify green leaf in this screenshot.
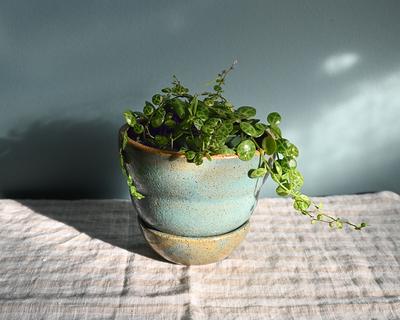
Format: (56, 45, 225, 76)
(127, 175, 133, 185)
(143, 102, 155, 116)
(237, 139, 256, 161)
(204, 98, 214, 107)
(205, 118, 221, 128)
(185, 150, 196, 161)
(267, 112, 281, 125)
(261, 136, 277, 155)
(276, 138, 290, 154)
(293, 195, 311, 211)
(236, 106, 256, 119)
(213, 85, 222, 91)
(165, 119, 176, 128)
(273, 161, 282, 176)
(201, 124, 214, 135)
(179, 119, 191, 130)
(122, 130, 129, 150)
(150, 108, 166, 128)
(253, 123, 267, 137)
(226, 135, 241, 148)
(269, 124, 282, 138)
(119, 154, 127, 176)
(287, 144, 299, 158)
(355, 222, 368, 230)
(195, 102, 209, 121)
(249, 167, 267, 178)
(287, 169, 304, 190)
(188, 96, 198, 116)
(201, 134, 212, 147)
(152, 94, 163, 105)
(193, 118, 204, 130)
(194, 152, 203, 165)
(129, 185, 145, 199)
(218, 120, 233, 136)
(336, 220, 343, 229)
(288, 158, 297, 168)
(239, 122, 259, 137)
(133, 123, 144, 134)
(154, 135, 169, 146)
(169, 98, 186, 119)
(123, 110, 137, 127)
(276, 185, 290, 196)
(271, 173, 280, 183)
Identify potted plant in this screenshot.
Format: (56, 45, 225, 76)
(119, 62, 366, 265)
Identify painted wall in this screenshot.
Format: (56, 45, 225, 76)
(1, 0, 399, 199)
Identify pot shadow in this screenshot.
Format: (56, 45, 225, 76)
(17, 199, 167, 262)
(0, 118, 123, 199)
(0, 118, 167, 262)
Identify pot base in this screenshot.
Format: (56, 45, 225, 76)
(139, 217, 250, 265)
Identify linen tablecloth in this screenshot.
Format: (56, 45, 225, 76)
(0, 191, 399, 319)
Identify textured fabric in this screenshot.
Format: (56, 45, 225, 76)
(0, 192, 400, 320)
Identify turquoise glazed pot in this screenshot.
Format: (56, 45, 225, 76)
(120, 125, 268, 237)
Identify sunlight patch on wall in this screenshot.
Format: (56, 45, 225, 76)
(302, 68, 400, 192)
(322, 53, 360, 76)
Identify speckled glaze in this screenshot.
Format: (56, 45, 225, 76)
(120, 125, 268, 237)
(139, 217, 250, 265)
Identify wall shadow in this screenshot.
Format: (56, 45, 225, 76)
(0, 118, 124, 199)
(18, 199, 167, 262)
(0, 118, 166, 260)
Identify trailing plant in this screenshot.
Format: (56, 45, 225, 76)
(120, 62, 367, 231)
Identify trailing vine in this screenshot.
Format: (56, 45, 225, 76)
(120, 62, 367, 230)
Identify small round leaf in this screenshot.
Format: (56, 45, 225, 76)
(165, 119, 176, 128)
(276, 185, 289, 196)
(236, 139, 256, 161)
(123, 110, 137, 127)
(151, 116, 164, 128)
(236, 106, 256, 119)
(152, 94, 163, 105)
(240, 122, 258, 137)
(133, 123, 144, 134)
(253, 123, 267, 137)
(170, 98, 186, 119)
(262, 136, 277, 155)
(185, 150, 196, 161)
(143, 102, 155, 116)
(267, 112, 281, 125)
(249, 168, 267, 178)
(204, 98, 214, 107)
(154, 135, 169, 146)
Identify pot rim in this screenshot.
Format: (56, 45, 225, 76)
(120, 124, 254, 159)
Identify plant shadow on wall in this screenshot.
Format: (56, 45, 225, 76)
(0, 119, 164, 261)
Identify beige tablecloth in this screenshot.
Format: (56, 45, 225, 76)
(1, 192, 400, 319)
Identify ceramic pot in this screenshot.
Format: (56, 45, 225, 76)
(139, 217, 250, 265)
(120, 124, 268, 237)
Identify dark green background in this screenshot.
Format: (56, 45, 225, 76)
(1, 0, 399, 199)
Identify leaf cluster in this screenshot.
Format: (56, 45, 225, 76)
(120, 63, 367, 231)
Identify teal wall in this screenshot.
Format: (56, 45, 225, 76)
(1, 0, 399, 199)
